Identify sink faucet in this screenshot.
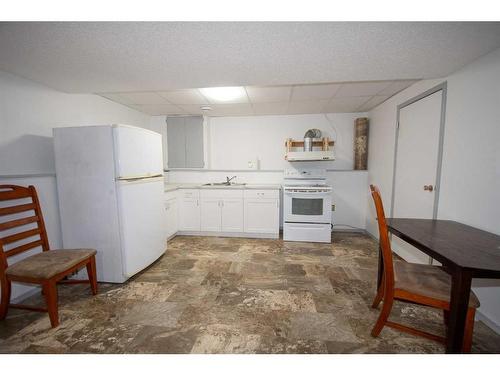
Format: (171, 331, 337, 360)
(226, 176, 237, 184)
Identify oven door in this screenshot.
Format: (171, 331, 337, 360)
(284, 190, 332, 224)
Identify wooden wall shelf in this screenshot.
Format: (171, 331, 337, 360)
(285, 137, 335, 152)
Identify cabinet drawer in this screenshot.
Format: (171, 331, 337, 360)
(244, 189, 279, 199)
(200, 189, 244, 199)
(164, 190, 178, 202)
(179, 189, 200, 199)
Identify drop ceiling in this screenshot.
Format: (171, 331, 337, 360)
(1, 22, 500, 94)
(99, 80, 417, 116)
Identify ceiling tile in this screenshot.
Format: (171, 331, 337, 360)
(158, 89, 209, 105)
(118, 92, 168, 105)
(245, 86, 291, 103)
(376, 80, 418, 96)
(323, 96, 370, 113)
(287, 100, 330, 115)
(99, 93, 136, 105)
(357, 95, 391, 111)
(129, 104, 185, 115)
(252, 102, 289, 116)
(291, 84, 341, 101)
(208, 103, 254, 116)
(335, 81, 393, 97)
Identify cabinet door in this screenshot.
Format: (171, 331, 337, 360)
(221, 199, 244, 232)
(200, 198, 221, 232)
(166, 117, 186, 168)
(164, 198, 178, 238)
(244, 199, 279, 234)
(179, 198, 200, 231)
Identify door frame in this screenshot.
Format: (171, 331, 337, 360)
(390, 82, 448, 220)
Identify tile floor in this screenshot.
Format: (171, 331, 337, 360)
(1, 233, 499, 353)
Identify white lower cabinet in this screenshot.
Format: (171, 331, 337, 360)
(244, 199, 279, 234)
(201, 198, 221, 231)
(244, 189, 279, 235)
(179, 189, 201, 231)
(221, 199, 244, 232)
(164, 197, 178, 238)
(177, 187, 279, 238)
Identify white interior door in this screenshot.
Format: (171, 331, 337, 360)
(392, 90, 444, 263)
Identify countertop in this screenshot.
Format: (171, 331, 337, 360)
(164, 183, 281, 192)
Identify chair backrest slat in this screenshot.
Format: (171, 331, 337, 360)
(369, 185, 395, 290)
(5, 239, 44, 258)
(0, 186, 32, 201)
(2, 228, 42, 245)
(0, 185, 51, 273)
(0, 215, 39, 231)
(0, 203, 36, 216)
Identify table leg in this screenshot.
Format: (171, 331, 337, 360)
(446, 269, 473, 353)
(377, 244, 384, 290)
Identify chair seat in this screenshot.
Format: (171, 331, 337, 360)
(394, 260, 480, 308)
(6, 249, 97, 280)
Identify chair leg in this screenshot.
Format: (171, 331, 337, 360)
(0, 278, 11, 320)
(462, 308, 476, 353)
(42, 281, 59, 328)
(371, 293, 394, 337)
(372, 275, 385, 308)
(443, 310, 450, 328)
(86, 256, 98, 295)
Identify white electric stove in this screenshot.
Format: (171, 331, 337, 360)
(283, 168, 332, 243)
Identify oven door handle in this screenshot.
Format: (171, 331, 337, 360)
(284, 190, 332, 197)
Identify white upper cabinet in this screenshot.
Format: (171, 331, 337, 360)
(166, 116, 204, 169)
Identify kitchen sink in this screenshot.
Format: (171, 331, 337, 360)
(203, 182, 246, 186)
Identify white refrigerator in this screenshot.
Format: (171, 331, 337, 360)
(53, 124, 167, 283)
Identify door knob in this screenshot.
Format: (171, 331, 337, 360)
(423, 185, 434, 192)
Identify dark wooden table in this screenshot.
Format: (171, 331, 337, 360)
(380, 218, 500, 353)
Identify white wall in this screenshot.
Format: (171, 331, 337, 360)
(366, 47, 500, 330)
(0, 70, 152, 300)
(162, 113, 369, 230)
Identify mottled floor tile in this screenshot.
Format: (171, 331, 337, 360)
(1, 232, 500, 354)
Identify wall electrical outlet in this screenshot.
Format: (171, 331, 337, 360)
(247, 159, 259, 170)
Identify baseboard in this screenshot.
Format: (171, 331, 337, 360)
(332, 228, 366, 233)
(11, 286, 41, 304)
(175, 231, 278, 239)
(476, 310, 500, 335)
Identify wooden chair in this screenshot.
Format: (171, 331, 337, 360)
(369, 184, 478, 352)
(0, 185, 98, 328)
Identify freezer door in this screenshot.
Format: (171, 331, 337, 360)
(116, 177, 167, 278)
(113, 125, 164, 178)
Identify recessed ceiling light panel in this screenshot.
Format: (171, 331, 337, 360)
(199, 86, 246, 103)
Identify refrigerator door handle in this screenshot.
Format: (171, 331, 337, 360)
(116, 173, 163, 181)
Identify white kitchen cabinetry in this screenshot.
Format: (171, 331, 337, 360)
(164, 191, 178, 239)
(177, 187, 279, 238)
(200, 198, 221, 232)
(179, 189, 201, 231)
(244, 190, 279, 236)
(200, 189, 244, 233)
(221, 199, 244, 232)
